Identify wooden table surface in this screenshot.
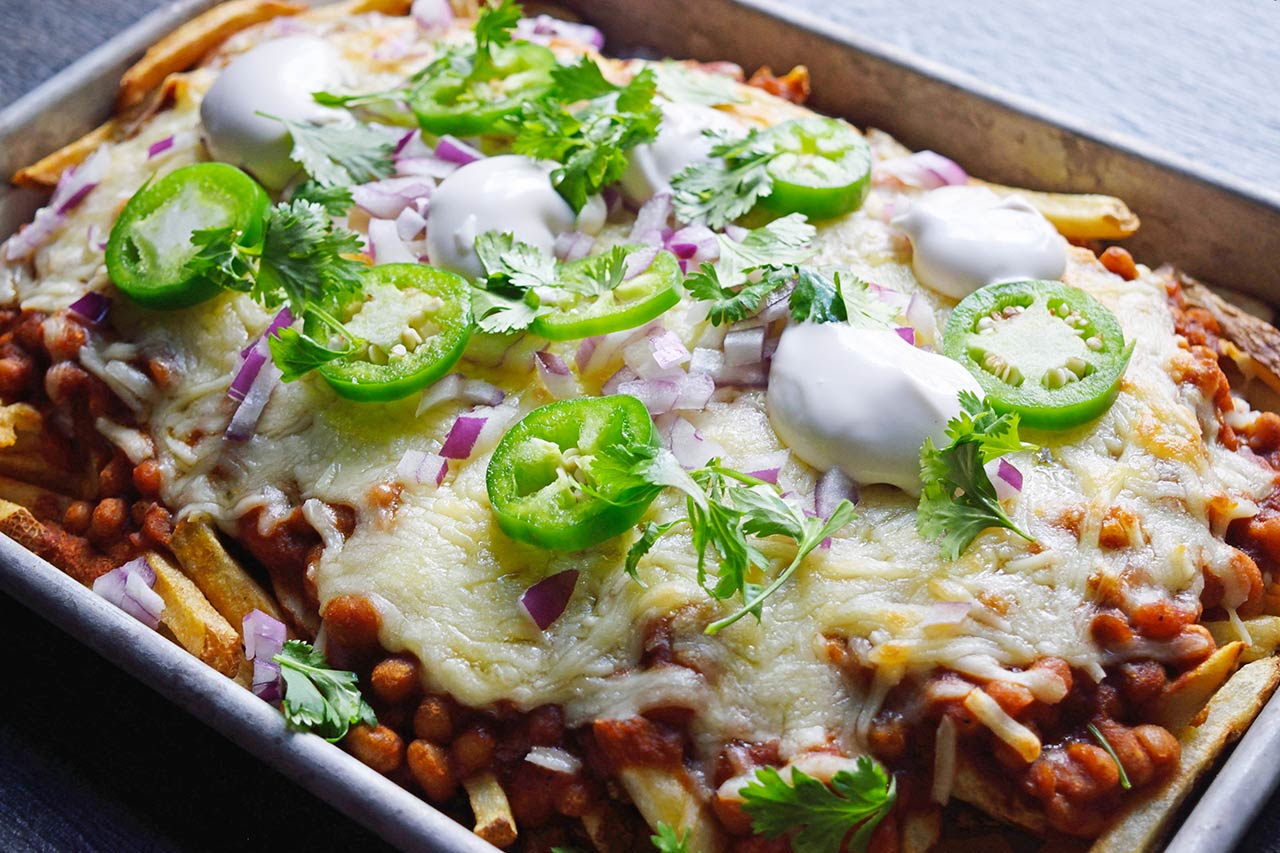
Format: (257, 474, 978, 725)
(0, 1, 1277, 851)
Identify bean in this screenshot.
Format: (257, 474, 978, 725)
(407, 739, 457, 802)
(451, 723, 496, 778)
(345, 724, 405, 775)
(322, 594, 382, 649)
(132, 459, 163, 499)
(371, 656, 421, 705)
(87, 498, 127, 546)
(413, 694, 455, 743)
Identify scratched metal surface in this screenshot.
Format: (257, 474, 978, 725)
(0, 1, 1277, 851)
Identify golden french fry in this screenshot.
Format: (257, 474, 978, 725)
(0, 474, 73, 520)
(118, 0, 305, 110)
(0, 402, 41, 449)
(12, 122, 119, 189)
(146, 551, 242, 678)
(617, 766, 725, 853)
(0, 497, 51, 556)
(1206, 616, 1280, 662)
(170, 516, 284, 634)
(1150, 641, 1243, 733)
(463, 772, 517, 848)
(1090, 656, 1280, 853)
(1181, 278, 1280, 397)
(951, 753, 1048, 837)
(973, 179, 1140, 240)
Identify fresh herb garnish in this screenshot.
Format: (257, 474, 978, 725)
(670, 126, 778, 228)
(740, 757, 897, 853)
(265, 115, 395, 187)
(653, 62, 745, 106)
(650, 822, 690, 853)
(291, 180, 356, 216)
(917, 391, 1037, 558)
(559, 244, 630, 296)
(1087, 723, 1133, 791)
(608, 444, 856, 634)
(274, 639, 377, 742)
(513, 59, 662, 212)
(470, 231, 556, 334)
(789, 267, 848, 324)
(683, 214, 815, 326)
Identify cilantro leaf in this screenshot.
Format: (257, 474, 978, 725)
(475, 231, 559, 291)
(291, 180, 355, 216)
(470, 289, 544, 335)
(685, 215, 816, 326)
(257, 200, 366, 315)
(740, 757, 897, 853)
(474, 0, 521, 56)
(917, 392, 1037, 559)
(671, 127, 777, 227)
(514, 65, 662, 212)
(685, 263, 791, 326)
(651, 822, 690, 853)
(559, 245, 631, 297)
(716, 213, 816, 280)
(184, 226, 259, 292)
(789, 268, 847, 324)
(274, 639, 376, 742)
(842, 274, 901, 329)
(268, 326, 356, 382)
(267, 116, 395, 187)
(653, 62, 745, 106)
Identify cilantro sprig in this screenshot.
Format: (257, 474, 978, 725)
(740, 757, 897, 853)
(653, 62, 745, 107)
(683, 214, 815, 326)
(274, 639, 376, 742)
(265, 115, 395, 187)
(513, 58, 662, 212)
(650, 822, 690, 852)
(917, 391, 1037, 558)
(670, 126, 779, 228)
(607, 444, 856, 634)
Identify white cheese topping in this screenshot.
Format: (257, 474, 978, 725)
(200, 36, 349, 190)
(425, 155, 605, 279)
(619, 100, 744, 203)
(894, 185, 1067, 299)
(767, 324, 980, 494)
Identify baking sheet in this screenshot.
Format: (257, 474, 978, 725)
(1, 1, 1278, 850)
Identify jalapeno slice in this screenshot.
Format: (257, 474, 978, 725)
(530, 248, 682, 341)
(486, 396, 661, 551)
(943, 279, 1134, 429)
(313, 264, 473, 402)
(758, 117, 872, 222)
(106, 163, 270, 309)
(409, 43, 556, 137)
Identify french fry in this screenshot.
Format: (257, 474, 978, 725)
(117, 0, 305, 111)
(145, 551, 242, 677)
(973, 180, 1141, 240)
(12, 122, 119, 190)
(1149, 641, 1243, 733)
(617, 766, 725, 853)
(1206, 616, 1280, 662)
(1180, 278, 1280, 396)
(463, 771, 517, 848)
(951, 754, 1048, 837)
(0, 402, 41, 448)
(170, 516, 283, 634)
(0, 497, 52, 557)
(0, 474, 73, 521)
(1090, 656, 1280, 852)
(580, 802, 638, 852)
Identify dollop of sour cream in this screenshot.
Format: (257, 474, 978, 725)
(619, 100, 743, 203)
(893, 186, 1066, 300)
(200, 36, 348, 190)
(426, 155, 605, 279)
(767, 324, 981, 495)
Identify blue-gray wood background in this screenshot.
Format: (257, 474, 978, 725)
(0, 1, 1277, 851)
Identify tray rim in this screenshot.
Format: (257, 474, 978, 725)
(1, 1, 1278, 851)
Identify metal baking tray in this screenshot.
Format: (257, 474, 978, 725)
(2, 1, 1278, 850)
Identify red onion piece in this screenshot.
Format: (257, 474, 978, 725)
(252, 658, 283, 703)
(742, 450, 789, 484)
(666, 224, 719, 260)
(411, 0, 453, 30)
(903, 292, 939, 346)
(435, 135, 484, 165)
(352, 176, 434, 219)
(520, 569, 579, 630)
(68, 291, 110, 325)
(535, 351, 577, 399)
(690, 346, 767, 388)
(396, 155, 459, 180)
(147, 135, 175, 159)
(723, 224, 748, 242)
(630, 193, 672, 245)
(230, 308, 293, 401)
(5, 147, 109, 261)
(92, 556, 164, 629)
(601, 365, 637, 395)
(624, 328, 690, 379)
(368, 217, 419, 265)
(441, 414, 488, 459)
(397, 448, 449, 487)
(416, 374, 505, 415)
(988, 458, 1024, 501)
(225, 358, 282, 442)
(670, 417, 724, 468)
(621, 372, 719, 415)
(723, 327, 766, 367)
(875, 150, 968, 189)
(516, 14, 605, 50)
(553, 230, 595, 262)
(396, 205, 428, 241)
(895, 326, 916, 346)
(815, 468, 858, 520)
(243, 608, 286, 661)
(622, 245, 660, 281)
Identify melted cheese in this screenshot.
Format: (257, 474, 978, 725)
(2, 11, 1275, 773)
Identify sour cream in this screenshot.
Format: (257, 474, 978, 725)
(893, 186, 1066, 300)
(200, 36, 348, 190)
(425, 155, 605, 280)
(619, 100, 743, 203)
(767, 324, 980, 494)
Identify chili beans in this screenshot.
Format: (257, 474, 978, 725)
(414, 694, 455, 743)
(1098, 246, 1138, 281)
(451, 723, 497, 778)
(320, 594, 382, 650)
(345, 724, 405, 774)
(407, 739, 457, 801)
(370, 656, 420, 705)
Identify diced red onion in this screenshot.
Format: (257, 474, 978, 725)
(441, 414, 488, 459)
(553, 230, 595, 263)
(516, 14, 605, 50)
(904, 292, 939, 347)
(396, 155, 458, 179)
(252, 658, 283, 703)
(520, 569, 579, 630)
(230, 308, 293, 402)
(601, 366, 637, 395)
(396, 448, 448, 487)
(525, 745, 582, 775)
(630, 193, 672, 245)
(895, 326, 916, 346)
(759, 286, 794, 323)
(623, 245, 659, 280)
(987, 458, 1024, 501)
(723, 224, 748, 242)
(624, 328, 690, 379)
(868, 282, 910, 312)
(815, 468, 858, 519)
(243, 608, 286, 661)
(535, 350, 577, 399)
(368, 217, 419, 265)
(92, 557, 164, 629)
(620, 372, 720, 416)
(690, 346, 767, 388)
(416, 374, 505, 414)
(920, 601, 972, 634)
(396, 205, 428, 241)
(670, 417, 724, 468)
(411, 0, 453, 30)
(742, 450, 789, 484)
(68, 291, 110, 325)
(576, 324, 657, 377)
(875, 150, 968, 190)
(352, 176, 433, 219)
(603, 187, 623, 220)
(666, 224, 719, 262)
(147, 135, 175, 159)
(225, 359, 281, 442)
(5, 147, 109, 261)
(435, 135, 484, 165)
(723, 327, 766, 367)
